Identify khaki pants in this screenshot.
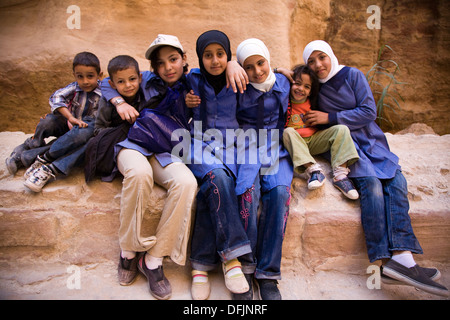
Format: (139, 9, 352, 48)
(116, 148, 197, 265)
(282, 125, 359, 174)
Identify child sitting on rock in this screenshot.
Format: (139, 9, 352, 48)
(84, 55, 145, 182)
(5, 52, 103, 192)
(282, 64, 360, 199)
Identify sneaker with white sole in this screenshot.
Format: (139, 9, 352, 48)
(308, 171, 326, 190)
(333, 177, 359, 200)
(24, 155, 50, 180)
(24, 164, 55, 192)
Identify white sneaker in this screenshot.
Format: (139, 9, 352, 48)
(24, 155, 49, 180)
(24, 164, 55, 192)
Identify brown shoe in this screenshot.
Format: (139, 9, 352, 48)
(138, 254, 172, 300)
(118, 255, 138, 286)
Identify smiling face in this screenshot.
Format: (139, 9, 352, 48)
(242, 55, 270, 84)
(306, 50, 332, 80)
(154, 46, 187, 86)
(73, 65, 102, 93)
(202, 43, 228, 76)
(109, 67, 142, 101)
(290, 73, 312, 103)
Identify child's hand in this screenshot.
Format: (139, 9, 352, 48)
(68, 116, 88, 129)
(186, 90, 201, 108)
(226, 60, 249, 94)
(117, 103, 139, 123)
(275, 67, 294, 84)
(303, 110, 329, 126)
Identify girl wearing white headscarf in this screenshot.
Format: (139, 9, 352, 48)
(302, 40, 345, 83)
(236, 38, 276, 92)
(233, 38, 293, 300)
(300, 40, 448, 297)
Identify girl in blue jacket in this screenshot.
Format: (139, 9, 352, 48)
(235, 38, 293, 300)
(301, 40, 447, 297)
(187, 30, 252, 300)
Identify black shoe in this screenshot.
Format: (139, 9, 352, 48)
(383, 259, 448, 297)
(232, 273, 253, 300)
(257, 279, 281, 300)
(117, 254, 139, 286)
(381, 265, 441, 285)
(5, 154, 23, 175)
(137, 255, 172, 300)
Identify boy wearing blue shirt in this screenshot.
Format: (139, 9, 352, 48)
(6, 52, 102, 192)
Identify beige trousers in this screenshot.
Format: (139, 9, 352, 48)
(116, 148, 197, 265)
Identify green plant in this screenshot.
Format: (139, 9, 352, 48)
(365, 44, 406, 130)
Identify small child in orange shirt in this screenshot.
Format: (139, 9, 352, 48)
(283, 64, 360, 199)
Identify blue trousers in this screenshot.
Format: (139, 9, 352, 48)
(45, 116, 95, 175)
(238, 177, 291, 280)
(190, 168, 252, 271)
(351, 170, 423, 262)
(10, 113, 94, 173)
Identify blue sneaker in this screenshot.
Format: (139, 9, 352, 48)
(333, 177, 359, 200)
(308, 171, 326, 190)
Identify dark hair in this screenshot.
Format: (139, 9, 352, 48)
(107, 55, 140, 81)
(149, 46, 188, 77)
(73, 52, 101, 74)
(292, 64, 319, 109)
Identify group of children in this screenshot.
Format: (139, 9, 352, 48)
(6, 30, 446, 299)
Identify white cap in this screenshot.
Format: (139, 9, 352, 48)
(144, 34, 184, 60)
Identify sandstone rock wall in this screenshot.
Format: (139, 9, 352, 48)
(0, 0, 449, 134)
(0, 127, 449, 271)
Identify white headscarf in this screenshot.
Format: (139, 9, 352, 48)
(302, 40, 345, 83)
(236, 38, 276, 92)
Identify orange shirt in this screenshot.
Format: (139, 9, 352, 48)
(285, 99, 317, 137)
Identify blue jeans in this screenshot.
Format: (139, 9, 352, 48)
(45, 116, 95, 175)
(239, 178, 291, 280)
(9, 113, 68, 168)
(351, 170, 423, 262)
(190, 169, 252, 271)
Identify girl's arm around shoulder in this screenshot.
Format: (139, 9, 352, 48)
(226, 60, 249, 94)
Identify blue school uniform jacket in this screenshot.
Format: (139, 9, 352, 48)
(236, 73, 293, 195)
(318, 66, 400, 179)
(101, 71, 186, 168)
(186, 68, 239, 179)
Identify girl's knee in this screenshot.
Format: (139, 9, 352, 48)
(171, 167, 198, 191)
(124, 164, 153, 184)
(269, 185, 291, 202)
